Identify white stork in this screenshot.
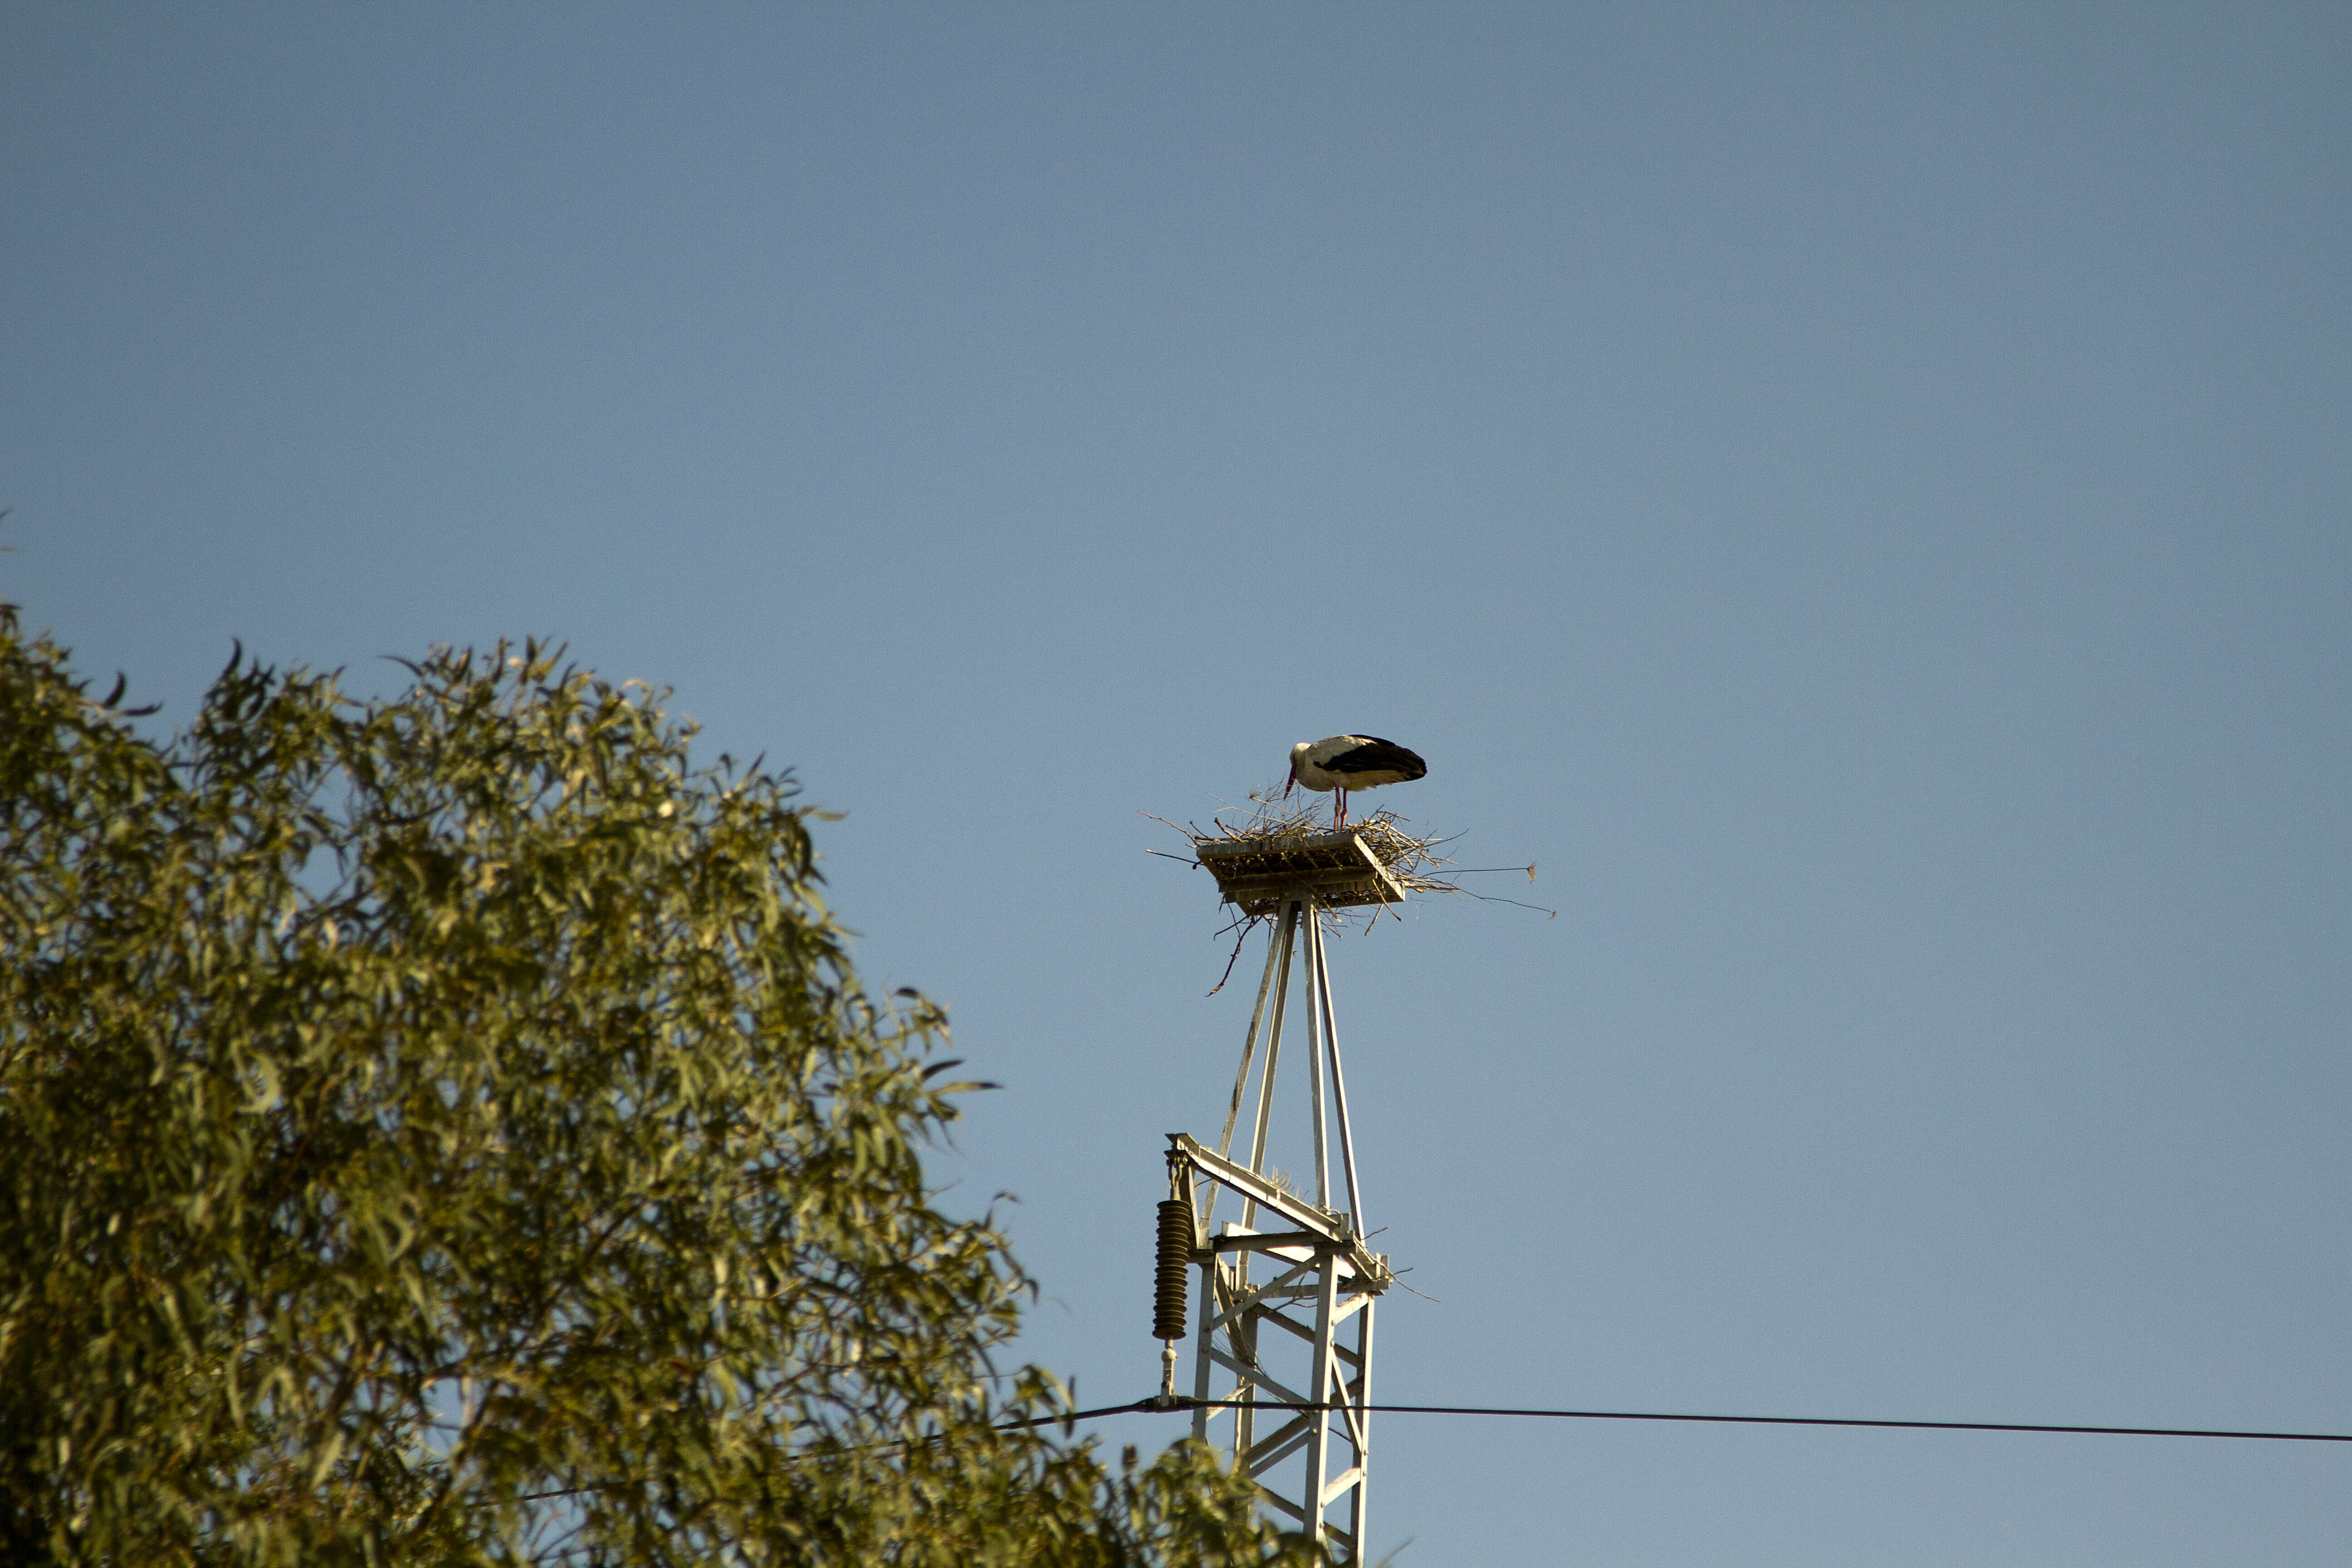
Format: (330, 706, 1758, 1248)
(1286, 735, 1428, 826)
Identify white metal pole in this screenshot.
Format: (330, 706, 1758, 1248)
(1303, 903, 1331, 1212)
(1205, 919, 1289, 1233)
(1236, 1291, 1259, 1460)
(1303, 1247, 1341, 1550)
(1346, 1297, 1375, 1558)
(1190, 1250, 1220, 1443)
(1309, 911, 1365, 1227)
(1241, 900, 1298, 1231)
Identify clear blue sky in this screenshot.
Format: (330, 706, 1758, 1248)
(6, 5, 2347, 1561)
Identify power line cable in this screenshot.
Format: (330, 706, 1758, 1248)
(1008, 1397, 2352, 1445)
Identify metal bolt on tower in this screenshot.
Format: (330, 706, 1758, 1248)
(1156, 828, 1405, 1561)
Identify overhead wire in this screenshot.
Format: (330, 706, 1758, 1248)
(1007, 1397, 2352, 1445)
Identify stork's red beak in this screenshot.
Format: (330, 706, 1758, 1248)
(1284, 764, 1295, 798)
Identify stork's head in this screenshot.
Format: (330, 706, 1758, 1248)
(1285, 740, 1309, 797)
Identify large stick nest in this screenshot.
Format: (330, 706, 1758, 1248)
(1182, 789, 1458, 897)
(1147, 784, 1463, 928)
(1150, 787, 1547, 990)
(1149, 788, 1456, 990)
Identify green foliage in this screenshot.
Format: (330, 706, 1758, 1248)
(0, 608, 1317, 1567)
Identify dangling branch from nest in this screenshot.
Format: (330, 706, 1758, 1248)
(1205, 921, 1257, 997)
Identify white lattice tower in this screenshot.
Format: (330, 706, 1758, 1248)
(1159, 829, 1403, 1561)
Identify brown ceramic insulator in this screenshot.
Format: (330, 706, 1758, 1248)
(1153, 1198, 1195, 1342)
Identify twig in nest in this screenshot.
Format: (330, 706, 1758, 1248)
(1465, 892, 1558, 917)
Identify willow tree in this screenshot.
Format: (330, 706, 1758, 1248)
(0, 607, 1310, 1567)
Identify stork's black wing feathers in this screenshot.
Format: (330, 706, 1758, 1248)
(1328, 738, 1427, 779)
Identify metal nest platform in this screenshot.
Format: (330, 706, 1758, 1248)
(1195, 826, 1409, 918)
